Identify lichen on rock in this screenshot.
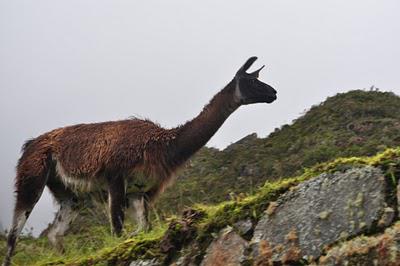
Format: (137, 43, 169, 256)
(251, 166, 392, 262)
(318, 222, 400, 266)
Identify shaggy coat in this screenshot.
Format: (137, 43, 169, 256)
(18, 119, 179, 198)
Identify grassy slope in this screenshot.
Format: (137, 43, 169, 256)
(158, 90, 400, 214)
(2, 148, 399, 265)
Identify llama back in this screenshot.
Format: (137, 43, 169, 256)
(17, 119, 178, 182)
(51, 119, 178, 177)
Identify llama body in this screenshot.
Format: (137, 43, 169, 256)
(24, 119, 179, 194)
(3, 57, 277, 266)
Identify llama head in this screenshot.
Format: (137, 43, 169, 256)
(234, 56, 277, 105)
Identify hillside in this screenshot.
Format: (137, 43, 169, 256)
(2, 147, 399, 265)
(158, 90, 400, 214)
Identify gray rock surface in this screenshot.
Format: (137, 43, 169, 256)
(129, 259, 159, 266)
(201, 227, 248, 266)
(233, 219, 253, 236)
(251, 166, 391, 262)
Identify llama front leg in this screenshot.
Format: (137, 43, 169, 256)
(107, 176, 126, 236)
(127, 194, 151, 234)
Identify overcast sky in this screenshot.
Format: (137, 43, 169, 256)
(1, 1, 400, 235)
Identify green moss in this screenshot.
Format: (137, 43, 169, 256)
(0, 225, 167, 266)
(51, 226, 167, 265)
(195, 176, 306, 245)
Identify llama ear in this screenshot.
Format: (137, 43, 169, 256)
(249, 65, 265, 78)
(236, 56, 258, 76)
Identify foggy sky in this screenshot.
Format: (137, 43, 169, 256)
(1, 1, 400, 235)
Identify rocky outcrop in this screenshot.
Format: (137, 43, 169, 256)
(123, 164, 399, 266)
(251, 167, 392, 263)
(185, 166, 399, 265)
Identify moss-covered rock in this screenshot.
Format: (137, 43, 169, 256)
(251, 167, 390, 262)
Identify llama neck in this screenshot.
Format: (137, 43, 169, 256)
(171, 80, 240, 165)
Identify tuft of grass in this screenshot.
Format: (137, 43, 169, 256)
(0, 224, 167, 266)
(71, 225, 167, 265)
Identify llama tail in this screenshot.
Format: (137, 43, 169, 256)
(3, 140, 51, 266)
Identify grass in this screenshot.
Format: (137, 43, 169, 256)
(0, 224, 167, 266)
(2, 147, 398, 265)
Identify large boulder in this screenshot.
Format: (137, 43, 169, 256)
(251, 167, 394, 263)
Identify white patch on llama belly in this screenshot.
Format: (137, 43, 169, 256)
(55, 160, 94, 192)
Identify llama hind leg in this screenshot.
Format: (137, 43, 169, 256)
(46, 200, 78, 252)
(126, 193, 151, 234)
(3, 174, 48, 266)
(46, 178, 79, 251)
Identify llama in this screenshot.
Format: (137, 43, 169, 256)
(3, 57, 277, 266)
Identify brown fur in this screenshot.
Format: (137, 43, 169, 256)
(18, 119, 179, 196)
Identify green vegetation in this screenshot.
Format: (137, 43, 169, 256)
(0, 223, 167, 266)
(159, 90, 400, 214)
(2, 147, 399, 265)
